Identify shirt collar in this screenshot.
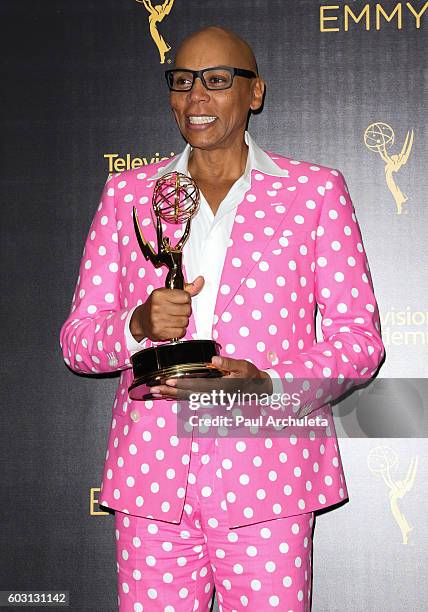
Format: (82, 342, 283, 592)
(149, 131, 289, 180)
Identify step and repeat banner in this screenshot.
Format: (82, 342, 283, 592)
(1, 1, 427, 610)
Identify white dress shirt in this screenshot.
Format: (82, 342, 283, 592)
(124, 131, 288, 388)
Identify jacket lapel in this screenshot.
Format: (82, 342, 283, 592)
(136, 161, 301, 339)
(212, 169, 300, 321)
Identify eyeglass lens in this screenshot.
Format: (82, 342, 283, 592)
(169, 68, 233, 91)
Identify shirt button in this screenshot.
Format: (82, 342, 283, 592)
(130, 409, 140, 422)
(267, 350, 277, 364)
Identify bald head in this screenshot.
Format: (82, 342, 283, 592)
(174, 26, 258, 73)
(169, 26, 265, 153)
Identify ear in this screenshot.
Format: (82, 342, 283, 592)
(250, 77, 265, 111)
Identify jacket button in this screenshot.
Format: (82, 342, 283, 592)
(130, 409, 140, 422)
(107, 352, 118, 367)
(267, 350, 277, 364)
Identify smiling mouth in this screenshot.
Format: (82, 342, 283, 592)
(187, 115, 217, 125)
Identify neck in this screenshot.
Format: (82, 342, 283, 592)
(187, 135, 248, 183)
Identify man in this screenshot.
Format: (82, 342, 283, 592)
(60, 26, 385, 612)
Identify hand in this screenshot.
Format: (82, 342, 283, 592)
(150, 355, 273, 399)
(130, 276, 204, 342)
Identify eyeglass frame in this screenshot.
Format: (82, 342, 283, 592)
(164, 65, 258, 92)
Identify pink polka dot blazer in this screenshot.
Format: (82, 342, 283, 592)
(60, 151, 385, 528)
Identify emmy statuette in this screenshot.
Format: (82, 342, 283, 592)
(128, 171, 223, 400)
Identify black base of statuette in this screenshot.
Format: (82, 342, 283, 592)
(128, 339, 223, 401)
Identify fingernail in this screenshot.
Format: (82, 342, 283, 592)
(165, 379, 177, 386)
(150, 387, 160, 394)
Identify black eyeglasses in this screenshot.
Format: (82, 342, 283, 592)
(165, 66, 258, 91)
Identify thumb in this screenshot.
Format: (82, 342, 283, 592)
(185, 275, 205, 297)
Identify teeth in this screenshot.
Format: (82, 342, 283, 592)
(188, 116, 217, 124)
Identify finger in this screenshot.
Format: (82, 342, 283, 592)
(165, 376, 246, 396)
(212, 355, 247, 374)
(154, 288, 191, 304)
(160, 302, 192, 317)
(149, 318, 188, 338)
(165, 377, 223, 393)
(150, 384, 191, 400)
(149, 385, 178, 398)
(184, 275, 205, 297)
(157, 328, 187, 340)
(158, 316, 189, 329)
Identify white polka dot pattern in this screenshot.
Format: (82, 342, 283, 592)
(115, 436, 314, 611)
(59, 153, 385, 528)
(59, 172, 135, 375)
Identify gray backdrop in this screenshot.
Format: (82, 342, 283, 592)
(1, 1, 427, 610)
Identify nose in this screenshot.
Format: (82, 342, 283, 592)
(188, 76, 210, 102)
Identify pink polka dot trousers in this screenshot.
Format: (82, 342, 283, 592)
(115, 435, 315, 611)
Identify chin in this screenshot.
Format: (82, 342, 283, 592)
(183, 130, 221, 149)
(184, 133, 219, 150)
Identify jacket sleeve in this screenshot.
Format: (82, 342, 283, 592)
(268, 169, 385, 417)
(59, 172, 135, 374)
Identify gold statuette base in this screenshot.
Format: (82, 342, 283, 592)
(128, 339, 223, 401)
